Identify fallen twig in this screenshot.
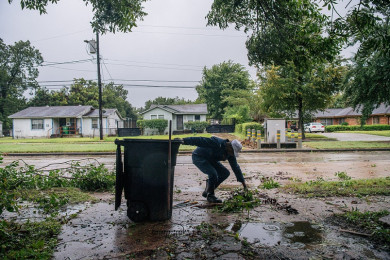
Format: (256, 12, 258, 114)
(339, 228, 372, 237)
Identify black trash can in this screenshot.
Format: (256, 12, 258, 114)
(115, 139, 181, 222)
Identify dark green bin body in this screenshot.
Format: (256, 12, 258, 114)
(115, 139, 181, 222)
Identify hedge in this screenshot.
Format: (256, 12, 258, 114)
(184, 121, 210, 132)
(137, 119, 168, 134)
(325, 124, 390, 132)
(235, 122, 264, 136)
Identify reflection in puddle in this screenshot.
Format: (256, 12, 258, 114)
(227, 221, 323, 248)
(284, 221, 322, 245)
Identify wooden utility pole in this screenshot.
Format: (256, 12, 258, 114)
(96, 32, 103, 140)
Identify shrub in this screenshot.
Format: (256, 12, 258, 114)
(326, 124, 390, 132)
(341, 122, 349, 126)
(184, 121, 209, 132)
(235, 123, 243, 134)
(143, 119, 168, 134)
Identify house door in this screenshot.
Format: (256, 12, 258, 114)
(59, 118, 66, 126)
(177, 115, 183, 130)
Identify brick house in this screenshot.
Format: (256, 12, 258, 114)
(312, 104, 390, 126)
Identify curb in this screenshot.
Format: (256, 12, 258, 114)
(3, 148, 390, 156)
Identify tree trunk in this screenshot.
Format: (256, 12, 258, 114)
(298, 96, 305, 139)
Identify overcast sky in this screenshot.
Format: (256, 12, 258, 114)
(1, 0, 357, 109)
(1, 0, 258, 108)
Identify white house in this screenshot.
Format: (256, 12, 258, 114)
(9, 106, 123, 138)
(140, 104, 208, 134)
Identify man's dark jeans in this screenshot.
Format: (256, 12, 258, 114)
(192, 153, 230, 188)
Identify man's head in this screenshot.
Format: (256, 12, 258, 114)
(231, 139, 242, 157)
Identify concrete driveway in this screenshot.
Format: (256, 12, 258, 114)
(319, 132, 390, 141)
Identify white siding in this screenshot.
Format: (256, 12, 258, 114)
(12, 118, 52, 138)
(81, 113, 122, 137)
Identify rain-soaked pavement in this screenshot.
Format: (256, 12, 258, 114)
(2, 151, 390, 259)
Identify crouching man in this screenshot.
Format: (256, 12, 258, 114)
(178, 136, 247, 203)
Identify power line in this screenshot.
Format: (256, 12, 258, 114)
(38, 84, 197, 89)
(40, 59, 93, 67)
(40, 65, 96, 72)
(37, 79, 199, 83)
(107, 79, 200, 83)
(30, 28, 91, 43)
(103, 61, 202, 72)
(131, 30, 245, 38)
(104, 58, 203, 69)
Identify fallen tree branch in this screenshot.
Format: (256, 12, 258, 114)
(339, 228, 373, 237)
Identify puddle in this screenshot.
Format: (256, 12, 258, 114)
(227, 221, 323, 248)
(2, 202, 89, 223)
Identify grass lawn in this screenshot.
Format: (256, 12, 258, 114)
(283, 177, 390, 197)
(304, 141, 390, 149)
(0, 133, 211, 153)
(334, 130, 390, 137)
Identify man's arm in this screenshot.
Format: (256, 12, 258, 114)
(182, 137, 221, 148)
(227, 156, 245, 183)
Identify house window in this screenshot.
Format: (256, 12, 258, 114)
(195, 115, 201, 121)
(92, 118, 99, 129)
(31, 119, 44, 130)
(151, 115, 157, 119)
(158, 115, 164, 119)
(373, 116, 380, 124)
(187, 115, 194, 122)
(320, 118, 333, 126)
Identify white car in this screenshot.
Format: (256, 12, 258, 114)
(304, 122, 325, 133)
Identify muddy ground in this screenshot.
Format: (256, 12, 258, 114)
(3, 151, 390, 259)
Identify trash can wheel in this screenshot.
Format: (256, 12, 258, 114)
(127, 201, 149, 222)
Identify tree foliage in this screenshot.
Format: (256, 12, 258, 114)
(8, 0, 149, 34)
(259, 62, 345, 136)
(207, 0, 342, 134)
(207, 0, 341, 69)
(196, 61, 254, 119)
(330, 0, 390, 120)
(143, 96, 197, 111)
(0, 39, 43, 130)
(143, 119, 168, 135)
(28, 79, 137, 119)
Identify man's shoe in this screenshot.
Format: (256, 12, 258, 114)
(207, 194, 222, 203)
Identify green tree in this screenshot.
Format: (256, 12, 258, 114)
(196, 61, 254, 119)
(28, 79, 137, 119)
(337, 2, 390, 122)
(28, 87, 69, 107)
(143, 96, 197, 111)
(8, 0, 148, 34)
(68, 79, 99, 107)
(259, 62, 345, 136)
(207, 0, 342, 135)
(0, 39, 43, 130)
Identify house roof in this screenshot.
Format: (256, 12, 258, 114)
(141, 104, 208, 115)
(8, 106, 122, 119)
(313, 104, 390, 118)
(83, 108, 123, 119)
